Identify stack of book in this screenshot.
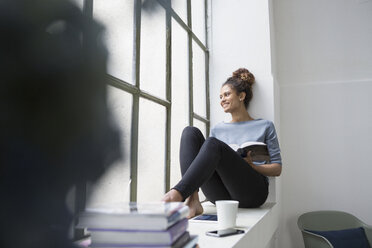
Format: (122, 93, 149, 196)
(77, 202, 198, 248)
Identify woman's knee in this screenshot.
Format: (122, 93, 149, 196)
(201, 137, 223, 153)
(204, 136, 219, 146)
(182, 126, 203, 138)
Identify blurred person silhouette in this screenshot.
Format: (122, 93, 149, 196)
(0, 0, 122, 247)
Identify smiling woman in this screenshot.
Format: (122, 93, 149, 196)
(220, 68, 255, 114)
(163, 68, 282, 218)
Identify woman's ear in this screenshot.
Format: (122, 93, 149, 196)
(239, 92, 246, 101)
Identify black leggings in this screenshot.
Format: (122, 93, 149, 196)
(173, 126, 269, 208)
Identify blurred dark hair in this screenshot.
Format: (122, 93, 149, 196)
(223, 68, 255, 109)
(0, 0, 121, 247)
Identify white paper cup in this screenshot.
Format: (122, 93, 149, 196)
(216, 200, 239, 229)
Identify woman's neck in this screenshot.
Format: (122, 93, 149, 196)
(230, 109, 254, 123)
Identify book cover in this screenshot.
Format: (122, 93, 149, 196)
(190, 214, 217, 222)
(229, 141, 270, 162)
(88, 218, 188, 245)
(77, 202, 189, 231)
(89, 232, 198, 248)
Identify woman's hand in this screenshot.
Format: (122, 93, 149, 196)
(243, 151, 254, 167)
(243, 151, 282, 177)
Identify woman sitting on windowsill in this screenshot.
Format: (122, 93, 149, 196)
(162, 68, 282, 218)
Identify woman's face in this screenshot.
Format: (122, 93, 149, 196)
(219, 84, 243, 113)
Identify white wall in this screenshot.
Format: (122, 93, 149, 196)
(210, 0, 275, 126)
(272, 0, 372, 247)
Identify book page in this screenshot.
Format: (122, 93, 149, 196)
(239, 141, 266, 148)
(85, 201, 184, 215)
(228, 144, 240, 151)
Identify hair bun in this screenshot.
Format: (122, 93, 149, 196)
(232, 68, 255, 86)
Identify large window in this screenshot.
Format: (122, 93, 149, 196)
(75, 0, 209, 210)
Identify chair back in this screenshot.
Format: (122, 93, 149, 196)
(298, 211, 372, 248)
(298, 210, 363, 232)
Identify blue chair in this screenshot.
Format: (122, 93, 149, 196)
(297, 210, 372, 248)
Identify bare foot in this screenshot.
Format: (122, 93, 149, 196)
(162, 189, 183, 202)
(184, 191, 203, 219)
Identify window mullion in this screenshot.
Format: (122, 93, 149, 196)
(130, 0, 142, 202)
(205, 0, 210, 137)
(165, 0, 172, 193)
(74, 0, 94, 240)
(187, 0, 193, 126)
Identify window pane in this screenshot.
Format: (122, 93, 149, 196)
(192, 119, 207, 201)
(137, 98, 166, 202)
(191, 0, 206, 45)
(93, 0, 134, 84)
(140, 1, 166, 99)
(86, 86, 132, 207)
(170, 20, 189, 187)
(193, 41, 207, 117)
(171, 0, 187, 24)
(193, 118, 207, 138)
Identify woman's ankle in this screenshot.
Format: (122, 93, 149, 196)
(184, 191, 204, 218)
(162, 189, 183, 202)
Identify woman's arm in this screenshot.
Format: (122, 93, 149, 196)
(249, 162, 282, 177)
(244, 152, 282, 177)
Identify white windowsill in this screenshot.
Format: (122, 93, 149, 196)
(189, 201, 278, 248)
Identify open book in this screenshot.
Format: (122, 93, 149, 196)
(229, 141, 270, 162)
